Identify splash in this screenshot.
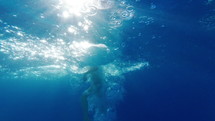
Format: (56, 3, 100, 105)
(0, 0, 140, 78)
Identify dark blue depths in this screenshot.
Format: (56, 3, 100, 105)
(120, 0, 215, 121)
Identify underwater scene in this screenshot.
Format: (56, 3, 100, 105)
(0, 0, 214, 121)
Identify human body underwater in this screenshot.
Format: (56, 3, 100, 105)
(82, 66, 106, 121)
(0, 0, 149, 121)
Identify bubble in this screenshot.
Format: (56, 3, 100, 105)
(109, 19, 122, 28)
(106, 82, 124, 102)
(109, 12, 122, 28)
(86, 6, 97, 16)
(126, 6, 134, 12)
(138, 16, 154, 25)
(121, 43, 125, 48)
(13, 15, 17, 17)
(97, 0, 114, 9)
(110, 12, 120, 20)
(121, 11, 129, 18)
(150, 3, 156, 9)
(120, 10, 134, 20)
(120, 1, 128, 7)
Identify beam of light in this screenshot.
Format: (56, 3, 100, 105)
(59, 0, 97, 17)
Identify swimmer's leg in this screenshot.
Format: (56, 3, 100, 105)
(81, 91, 91, 121)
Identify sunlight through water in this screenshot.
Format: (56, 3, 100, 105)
(0, 0, 149, 121)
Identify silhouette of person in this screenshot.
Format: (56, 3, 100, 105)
(81, 66, 107, 121)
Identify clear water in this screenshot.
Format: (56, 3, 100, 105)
(0, 0, 148, 121)
(0, 0, 215, 121)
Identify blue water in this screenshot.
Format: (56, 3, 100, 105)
(0, 0, 215, 121)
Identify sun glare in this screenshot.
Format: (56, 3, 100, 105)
(60, 0, 95, 17)
(69, 41, 108, 58)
